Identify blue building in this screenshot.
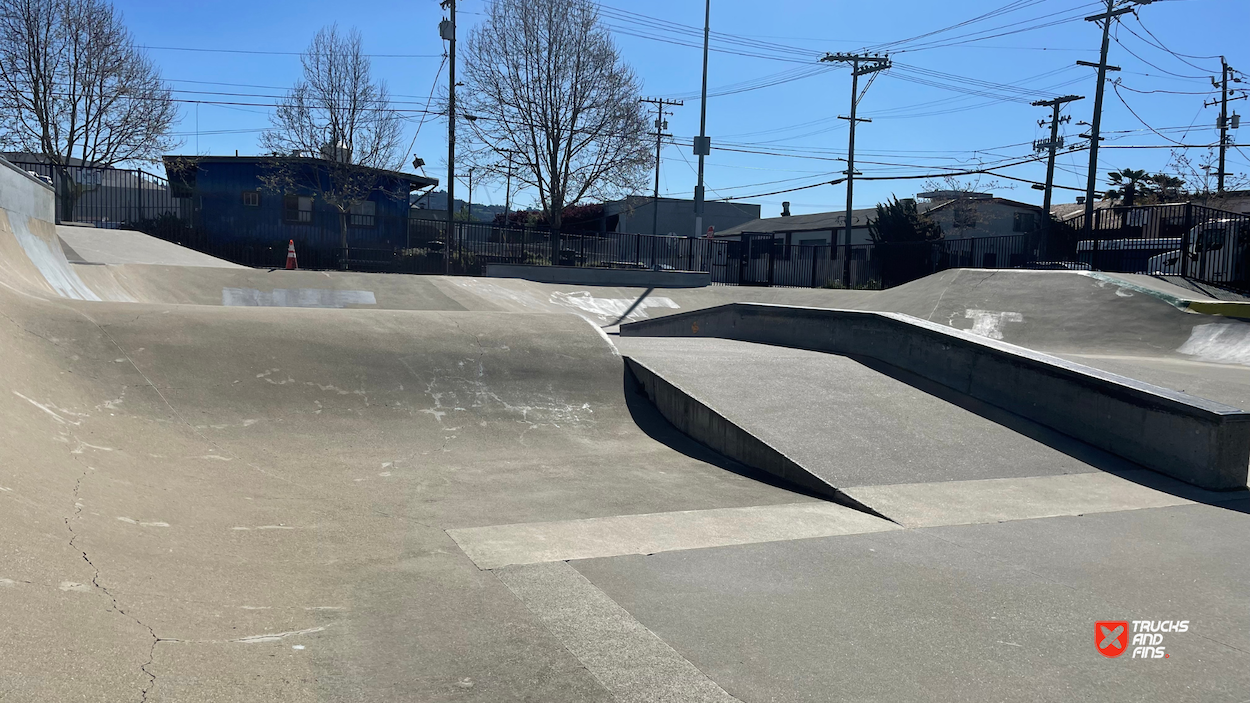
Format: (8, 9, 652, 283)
(162, 155, 438, 252)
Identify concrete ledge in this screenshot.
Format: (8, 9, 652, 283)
(621, 303, 1250, 490)
(484, 263, 710, 288)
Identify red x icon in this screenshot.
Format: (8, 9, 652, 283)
(1096, 621, 1129, 658)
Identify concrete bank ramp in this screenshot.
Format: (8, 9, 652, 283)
(56, 224, 245, 268)
(854, 268, 1236, 356)
(1, 283, 855, 699)
(621, 304, 1250, 492)
(846, 268, 1250, 412)
(619, 336, 1242, 526)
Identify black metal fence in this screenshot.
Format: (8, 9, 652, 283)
(1066, 204, 1250, 291)
(9, 160, 182, 228)
(26, 160, 1248, 290)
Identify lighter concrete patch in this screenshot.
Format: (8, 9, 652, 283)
(843, 471, 1195, 528)
(448, 501, 899, 570)
(498, 561, 740, 703)
(222, 287, 377, 308)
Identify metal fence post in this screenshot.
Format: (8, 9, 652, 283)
(1181, 203, 1193, 279)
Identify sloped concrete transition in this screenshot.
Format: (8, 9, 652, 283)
(1, 156, 1247, 701)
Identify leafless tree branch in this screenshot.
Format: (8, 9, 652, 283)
(0, 0, 178, 217)
(458, 0, 650, 238)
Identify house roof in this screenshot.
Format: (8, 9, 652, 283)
(1047, 194, 1250, 221)
(926, 196, 1044, 214)
(162, 155, 439, 189)
(718, 196, 1046, 237)
(717, 207, 885, 236)
(718, 201, 951, 237)
(1050, 200, 1114, 221)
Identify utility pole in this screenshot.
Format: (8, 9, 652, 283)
(500, 150, 517, 223)
(440, 0, 456, 273)
(1207, 57, 1246, 194)
(693, 0, 711, 239)
(640, 97, 683, 235)
(1078, 0, 1150, 238)
(1032, 95, 1084, 218)
(821, 52, 890, 285)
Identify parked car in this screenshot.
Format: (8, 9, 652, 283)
(1076, 237, 1182, 273)
(1146, 219, 1249, 280)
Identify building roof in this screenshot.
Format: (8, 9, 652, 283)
(162, 155, 439, 189)
(1050, 200, 1113, 221)
(718, 196, 1045, 237)
(926, 196, 1044, 214)
(717, 207, 884, 236)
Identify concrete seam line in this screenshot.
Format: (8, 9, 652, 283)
(447, 502, 900, 570)
(842, 472, 1196, 529)
(495, 561, 742, 703)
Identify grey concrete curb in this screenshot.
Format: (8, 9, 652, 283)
(484, 263, 710, 288)
(621, 303, 1250, 491)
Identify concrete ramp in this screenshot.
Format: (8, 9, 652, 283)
(56, 224, 245, 269)
(622, 304, 1250, 490)
(619, 336, 1237, 526)
(0, 160, 101, 301)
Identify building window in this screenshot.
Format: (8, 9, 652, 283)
(241, 190, 260, 207)
(1013, 212, 1037, 233)
(349, 200, 376, 228)
(283, 195, 313, 224)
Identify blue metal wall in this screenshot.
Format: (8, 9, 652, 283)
(185, 160, 414, 249)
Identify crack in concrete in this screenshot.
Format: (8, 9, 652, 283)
(0, 308, 62, 346)
(64, 453, 160, 702)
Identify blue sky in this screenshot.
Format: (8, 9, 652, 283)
(116, 0, 1247, 217)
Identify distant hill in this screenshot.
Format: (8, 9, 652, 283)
(411, 190, 507, 223)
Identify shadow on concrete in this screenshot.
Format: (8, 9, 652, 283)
(606, 287, 656, 328)
(851, 353, 1250, 514)
(621, 362, 831, 502)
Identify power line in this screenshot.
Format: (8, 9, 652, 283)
(140, 45, 440, 58)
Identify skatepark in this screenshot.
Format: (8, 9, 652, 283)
(2, 157, 1248, 700)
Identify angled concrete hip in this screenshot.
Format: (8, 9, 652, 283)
(621, 303, 1250, 491)
(483, 263, 710, 288)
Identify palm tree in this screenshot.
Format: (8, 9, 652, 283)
(1105, 169, 1150, 206)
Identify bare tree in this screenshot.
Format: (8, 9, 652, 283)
(1166, 147, 1248, 206)
(459, 0, 651, 249)
(260, 24, 406, 251)
(920, 176, 1010, 236)
(0, 0, 177, 219)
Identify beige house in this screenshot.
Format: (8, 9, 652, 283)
(717, 193, 1044, 245)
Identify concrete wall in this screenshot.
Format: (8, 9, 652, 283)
(484, 263, 710, 288)
(608, 198, 760, 237)
(0, 155, 55, 224)
(0, 154, 105, 300)
(621, 303, 1250, 490)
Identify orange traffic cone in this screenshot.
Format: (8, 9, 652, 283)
(285, 240, 298, 270)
